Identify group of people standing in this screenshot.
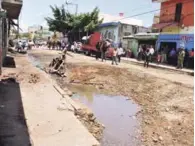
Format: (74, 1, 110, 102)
(47, 37, 67, 50)
(137, 44, 194, 69)
(158, 47, 194, 69)
(137, 45, 154, 68)
(96, 39, 124, 65)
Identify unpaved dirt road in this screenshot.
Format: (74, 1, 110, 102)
(29, 49, 194, 146)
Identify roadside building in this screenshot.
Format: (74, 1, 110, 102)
(98, 13, 150, 48)
(152, 0, 194, 51)
(0, 0, 23, 74)
(28, 25, 53, 41)
(123, 33, 159, 58)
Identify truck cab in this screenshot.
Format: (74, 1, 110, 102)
(81, 32, 101, 56)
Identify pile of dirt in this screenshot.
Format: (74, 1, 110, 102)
(74, 108, 104, 141)
(28, 73, 40, 84)
(67, 64, 194, 146)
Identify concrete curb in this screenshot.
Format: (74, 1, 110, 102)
(53, 84, 81, 111)
(122, 58, 194, 76)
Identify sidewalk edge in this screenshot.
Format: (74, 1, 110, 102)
(122, 58, 194, 76)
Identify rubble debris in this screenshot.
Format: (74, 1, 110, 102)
(159, 136, 163, 141)
(28, 74, 40, 84)
(152, 137, 158, 143)
(74, 108, 104, 141)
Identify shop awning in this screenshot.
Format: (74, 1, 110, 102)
(152, 22, 178, 30)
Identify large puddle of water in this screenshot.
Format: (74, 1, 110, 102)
(69, 85, 141, 146)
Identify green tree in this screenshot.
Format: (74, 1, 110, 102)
(45, 5, 73, 35)
(84, 7, 103, 34)
(45, 5, 103, 37)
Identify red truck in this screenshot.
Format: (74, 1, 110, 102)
(81, 32, 101, 56)
(81, 32, 113, 58)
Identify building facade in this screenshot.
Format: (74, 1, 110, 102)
(98, 22, 150, 48)
(0, 0, 23, 74)
(152, 0, 194, 51)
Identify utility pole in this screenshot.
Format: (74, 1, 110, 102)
(65, 1, 78, 15)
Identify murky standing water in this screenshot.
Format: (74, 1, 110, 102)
(69, 85, 141, 146)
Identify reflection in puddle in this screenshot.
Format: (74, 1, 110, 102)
(69, 85, 141, 146)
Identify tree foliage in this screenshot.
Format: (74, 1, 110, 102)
(45, 5, 103, 36)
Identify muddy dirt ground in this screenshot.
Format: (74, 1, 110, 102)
(29, 49, 194, 146)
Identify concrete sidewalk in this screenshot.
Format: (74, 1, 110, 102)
(1, 54, 99, 146)
(122, 57, 194, 76)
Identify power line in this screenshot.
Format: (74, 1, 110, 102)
(112, 0, 193, 22)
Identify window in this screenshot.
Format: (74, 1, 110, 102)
(124, 32, 131, 36)
(175, 3, 183, 22)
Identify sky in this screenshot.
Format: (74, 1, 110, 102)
(20, 0, 160, 32)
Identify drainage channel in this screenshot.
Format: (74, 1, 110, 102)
(69, 84, 141, 146)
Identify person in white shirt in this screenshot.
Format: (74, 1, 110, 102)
(149, 45, 154, 55)
(149, 45, 154, 62)
(137, 45, 143, 61)
(117, 43, 124, 62)
(117, 46, 124, 63)
(71, 44, 75, 52)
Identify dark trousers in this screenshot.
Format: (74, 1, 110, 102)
(144, 56, 150, 68)
(96, 52, 100, 60)
(112, 56, 118, 65)
(118, 55, 121, 63)
(137, 52, 142, 61)
(101, 51, 106, 62)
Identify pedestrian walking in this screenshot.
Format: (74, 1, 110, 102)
(95, 41, 101, 60)
(168, 48, 176, 66)
(100, 40, 110, 62)
(137, 45, 143, 61)
(157, 52, 161, 64)
(17, 41, 22, 52)
(149, 45, 154, 62)
(177, 48, 185, 69)
(61, 41, 66, 50)
(112, 48, 118, 65)
(144, 49, 150, 68)
(117, 45, 124, 63)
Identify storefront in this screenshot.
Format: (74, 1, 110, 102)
(123, 33, 159, 58)
(157, 34, 194, 51)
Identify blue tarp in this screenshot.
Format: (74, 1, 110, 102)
(157, 34, 194, 51)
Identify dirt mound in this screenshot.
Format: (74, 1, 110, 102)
(74, 108, 104, 141)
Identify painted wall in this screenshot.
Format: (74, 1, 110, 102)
(160, 0, 194, 26)
(98, 25, 119, 45)
(157, 34, 194, 51)
(161, 26, 194, 34)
